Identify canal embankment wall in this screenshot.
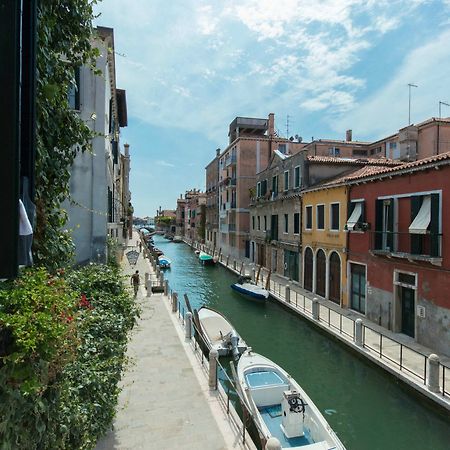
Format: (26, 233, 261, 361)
(186, 239, 450, 414)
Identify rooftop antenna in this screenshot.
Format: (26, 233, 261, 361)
(408, 83, 418, 125)
(439, 101, 450, 119)
(286, 114, 290, 138)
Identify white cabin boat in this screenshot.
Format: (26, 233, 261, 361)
(196, 307, 247, 359)
(231, 276, 269, 301)
(237, 349, 345, 449)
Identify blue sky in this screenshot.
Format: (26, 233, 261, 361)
(94, 0, 450, 217)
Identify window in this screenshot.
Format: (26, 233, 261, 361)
(316, 205, 324, 230)
(329, 147, 340, 156)
(346, 201, 365, 231)
(271, 215, 278, 241)
(305, 206, 312, 230)
(261, 179, 268, 196)
(272, 175, 278, 195)
(284, 171, 289, 191)
(374, 198, 394, 251)
(278, 144, 287, 154)
(284, 214, 288, 233)
(294, 213, 300, 234)
(257, 216, 261, 231)
(252, 216, 255, 230)
(294, 166, 301, 188)
(264, 215, 267, 231)
(330, 203, 340, 231)
(68, 67, 80, 110)
(257, 182, 261, 198)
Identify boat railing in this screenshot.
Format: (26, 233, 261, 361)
(196, 242, 450, 402)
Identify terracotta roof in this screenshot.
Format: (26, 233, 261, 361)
(316, 151, 450, 189)
(307, 156, 400, 166)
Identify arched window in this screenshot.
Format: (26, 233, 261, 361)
(316, 249, 326, 297)
(304, 248, 313, 292)
(329, 252, 341, 304)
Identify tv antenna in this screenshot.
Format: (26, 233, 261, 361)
(286, 114, 290, 138)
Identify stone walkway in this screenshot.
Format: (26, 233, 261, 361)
(95, 234, 236, 450)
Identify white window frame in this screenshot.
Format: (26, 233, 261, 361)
(305, 205, 313, 230)
(316, 204, 325, 230)
(330, 202, 340, 232)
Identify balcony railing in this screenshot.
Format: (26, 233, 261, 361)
(225, 154, 237, 166)
(370, 231, 442, 261)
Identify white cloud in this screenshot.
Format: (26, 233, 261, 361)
(332, 28, 450, 139)
(155, 160, 175, 168)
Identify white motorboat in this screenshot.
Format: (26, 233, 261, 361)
(236, 349, 346, 449)
(231, 275, 269, 301)
(196, 306, 247, 359)
(158, 255, 171, 269)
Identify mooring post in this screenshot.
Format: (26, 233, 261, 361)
(144, 272, 149, 285)
(155, 265, 160, 278)
(233, 260, 236, 270)
(252, 267, 256, 282)
(265, 437, 282, 450)
(164, 279, 169, 296)
(208, 348, 219, 390)
(172, 292, 178, 313)
(146, 279, 152, 297)
(185, 312, 192, 340)
(354, 318, 363, 346)
(427, 354, 440, 393)
(285, 285, 291, 303)
(312, 297, 319, 320)
(265, 437, 281, 450)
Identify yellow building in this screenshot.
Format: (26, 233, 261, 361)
(302, 184, 348, 307)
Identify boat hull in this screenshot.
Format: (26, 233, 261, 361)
(231, 283, 269, 301)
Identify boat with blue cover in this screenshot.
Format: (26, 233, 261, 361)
(199, 251, 216, 266)
(158, 255, 171, 269)
(231, 275, 269, 301)
(236, 349, 345, 449)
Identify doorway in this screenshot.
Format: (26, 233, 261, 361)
(400, 286, 415, 338)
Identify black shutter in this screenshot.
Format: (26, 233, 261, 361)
(375, 199, 383, 250)
(108, 187, 113, 223)
(410, 196, 422, 255)
(361, 200, 366, 224)
(387, 199, 394, 250)
(430, 193, 440, 257)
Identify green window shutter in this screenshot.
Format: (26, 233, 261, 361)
(430, 193, 440, 257)
(375, 199, 383, 249)
(387, 199, 394, 250)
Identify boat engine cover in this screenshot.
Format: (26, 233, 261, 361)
(280, 390, 304, 439)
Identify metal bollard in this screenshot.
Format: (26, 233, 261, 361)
(208, 348, 219, 390)
(156, 266, 160, 277)
(145, 272, 149, 285)
(427, 354, 440, 393)
(146, 280, 152, 297)
(285, 285, 291, 303)
(185, 312, 192, 340)
(354, 318, 363, 346)
(265, 437, 282, 450)
(233, 260, 236, 270)
(252, 268, 256, 282)
(164, 279, 169, 296)
(312, 297, 319, 320)
(172, 292, 178, 313)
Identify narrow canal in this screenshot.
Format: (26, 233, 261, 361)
(153, 236, 450, 450)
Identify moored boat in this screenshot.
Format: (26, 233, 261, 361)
(231, 275, 269, 301)
(196, 306, 247, 359)
(158, 255, 171, 269)
(236, 349, 346, 449)
(199, 251, 215, 266)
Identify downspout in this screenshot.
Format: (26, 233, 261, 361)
(437, 119, 440, 155)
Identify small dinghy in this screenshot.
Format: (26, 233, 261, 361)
(158, 255, 171, 269)
(231, 275, 269, 301)
(236, 349, 345, 449)
(196, 307, 247, 359)
(199, 251, 216, 266)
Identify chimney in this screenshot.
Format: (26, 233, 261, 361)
(216, 147, 221, 157)
(124, 143, 130, 157)
(268, 113, 275, 137)
(346, 130, 352, 142)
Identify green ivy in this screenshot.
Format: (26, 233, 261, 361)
(34, 0, 101, 270)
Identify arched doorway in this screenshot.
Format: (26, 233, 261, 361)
(316, 249, 326, 297)
(329, 252, 341, 304)
(304, 247, 313, 292)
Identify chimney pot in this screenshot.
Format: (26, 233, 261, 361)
(346, 129, 352, 142)
(268, 113, 275, 137)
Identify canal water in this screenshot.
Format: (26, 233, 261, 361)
(153, 236, 450, 450)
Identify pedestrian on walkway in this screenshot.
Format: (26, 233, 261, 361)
(139, 241, 142, 252)
(131, 270, 140, 297)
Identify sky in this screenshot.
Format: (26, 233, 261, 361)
(94, 0, 450, 217)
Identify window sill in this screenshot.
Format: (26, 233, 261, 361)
(371, 250, 442, 266)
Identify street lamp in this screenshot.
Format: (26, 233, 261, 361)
(408, 83, 418, 125)
(439, 101, 450, 119)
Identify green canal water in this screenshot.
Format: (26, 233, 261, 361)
(153, 236, 450, 450)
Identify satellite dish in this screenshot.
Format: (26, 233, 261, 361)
(295, 134, 298, 139)
(289, 136, 294, 141)
(298, 136, 303, 143)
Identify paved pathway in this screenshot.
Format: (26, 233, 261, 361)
(95, 235, 231, 450)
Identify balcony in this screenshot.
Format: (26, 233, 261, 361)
(370, 231, 442, 264)
(225, 154, 237, 167)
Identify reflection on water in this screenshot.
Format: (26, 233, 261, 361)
(153, 236, 450, 450)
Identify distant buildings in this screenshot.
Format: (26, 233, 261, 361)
(65, 27, 130, 264)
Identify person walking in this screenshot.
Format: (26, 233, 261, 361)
(131, 270, 140, 297)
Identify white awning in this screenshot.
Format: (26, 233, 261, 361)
(409, 195, 431, 234)
(346, 202, 362, 231)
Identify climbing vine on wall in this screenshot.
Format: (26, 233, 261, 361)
(34, 0, 101, 269)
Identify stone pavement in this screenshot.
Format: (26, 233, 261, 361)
(95, 234, 238, 450)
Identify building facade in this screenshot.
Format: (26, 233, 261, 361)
(205, 149, 220, 250)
